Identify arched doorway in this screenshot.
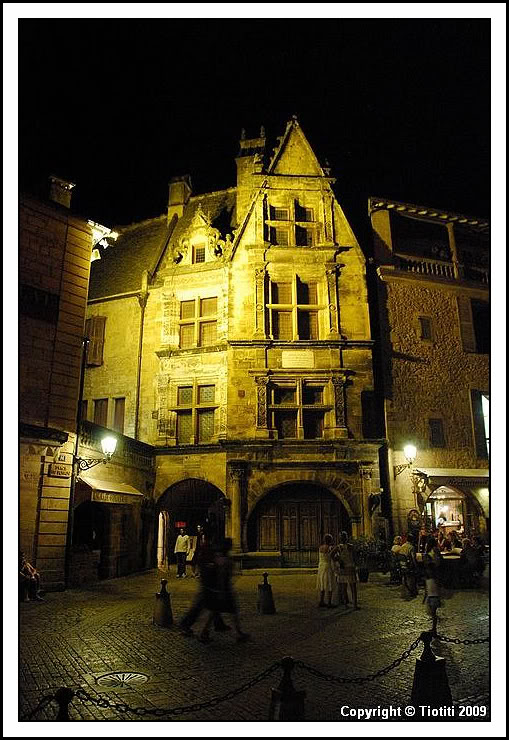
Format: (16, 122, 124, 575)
(156, 479, 226, 568)
(425, 486, 485, 536)
(247, 482, 351, 566)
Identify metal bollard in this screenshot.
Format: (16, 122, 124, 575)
(410, 631, 452, 710)
(153, 579, 173, 627)
(257, 572, 276, 614)
(268, 656, 306, 720)
(55, 687, 74, 720)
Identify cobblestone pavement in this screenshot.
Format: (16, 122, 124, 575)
(16, 568, 494, 728)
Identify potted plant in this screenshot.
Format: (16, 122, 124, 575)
(350, 535, 375, 582)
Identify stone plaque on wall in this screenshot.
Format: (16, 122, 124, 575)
(281, 350, 314, 368)
(48, 463, 72, 478)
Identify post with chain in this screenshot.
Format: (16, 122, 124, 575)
(153, 579, 173, 627)
(410, 631, 452, 711)
(257, 572, 276, 614)
(268, 657, 306, 720)
(54, 687, 74, 720)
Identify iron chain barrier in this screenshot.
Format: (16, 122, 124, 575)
(20, 631, 490, 721)
(434, 633, 489, 646)
(295, 635, 422, 685)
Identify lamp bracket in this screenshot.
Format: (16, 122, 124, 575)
(76, 457, 108, 471)
(394, 462, 412, 477)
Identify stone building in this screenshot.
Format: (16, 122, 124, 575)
(369, 197, 489, 540)
(19, 179, 157, 590)
(19, 178, 95, 591)
(83, 118, 383, 569)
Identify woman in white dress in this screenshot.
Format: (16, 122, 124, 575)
(336, 531, 360, 609)
(317, 534, 337, 608)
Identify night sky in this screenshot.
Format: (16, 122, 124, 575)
(18, 17, 492, 249)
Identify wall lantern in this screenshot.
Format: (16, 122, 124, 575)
(75, 435, 118, 471)
(394, 444, 417, 477)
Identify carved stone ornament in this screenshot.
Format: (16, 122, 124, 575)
(255, 376, 269, 427)
(331, 375, 346, 427)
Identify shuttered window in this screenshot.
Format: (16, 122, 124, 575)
(86, 316, 106, 366)
(470, 390, 489, 458)
(94, 398, 108, 427)
(113, 398, 125, 434)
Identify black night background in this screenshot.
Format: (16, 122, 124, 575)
(18, 17, 491, 247)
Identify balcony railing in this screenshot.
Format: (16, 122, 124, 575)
(395, 256, 489, 285)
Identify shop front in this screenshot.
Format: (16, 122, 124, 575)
(70, 476, 145, 585)
(413, 468, 489, 538)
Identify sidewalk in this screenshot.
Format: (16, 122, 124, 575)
(17, 568, 490, 724)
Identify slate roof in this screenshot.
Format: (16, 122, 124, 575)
(88, 215, 172, 300)
(88, 188, 237, 300)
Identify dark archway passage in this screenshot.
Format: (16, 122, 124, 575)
(247, 482, 351, 566)
(157, 479, 226, 567)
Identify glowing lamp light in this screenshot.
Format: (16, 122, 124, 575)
(403, 444, 417, 465)
(101, 436, 118, 459)
(76, 435, 118, 471)
(394, 444, 418, 477)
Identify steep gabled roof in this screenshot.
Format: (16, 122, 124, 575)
(266, 117, 327, 177)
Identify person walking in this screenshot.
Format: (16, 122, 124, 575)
(336, 532, 359, 609)
(422, 536, 442, 634)
(197, 538, 249, 644)
(191, 524, 205, 578)
(317, 534, 336, 608)
(174, 527, 190, 578)
(179, 534, 230, 636)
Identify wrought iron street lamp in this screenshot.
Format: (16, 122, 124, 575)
(394, 444, 417, 477)
(75, 435, 118, 470)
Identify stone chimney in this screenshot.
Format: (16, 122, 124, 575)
(235, 127, 266, 221)
(49, 175, 76, 209)
(168, 175, 192, 223)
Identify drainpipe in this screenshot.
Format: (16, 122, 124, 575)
(134, 271, 149, 440)
(64, 336, 89, 588)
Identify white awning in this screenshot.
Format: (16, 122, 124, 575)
(78, 475, 144, 505)
(414, 468, 489, 480)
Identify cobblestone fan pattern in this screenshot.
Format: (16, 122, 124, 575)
(18, 570, 489, 722)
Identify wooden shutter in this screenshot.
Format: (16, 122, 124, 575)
(456, 297, 476, 352)
(86, 316, 106, 366)
(113, 398, 125, 434)
(470, 390, 488, 458)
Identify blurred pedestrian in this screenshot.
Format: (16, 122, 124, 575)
(179, 534, 230, 636)
(198, 538, 249, 643)
(423, 536, 442, 634)
(317, 534, 336, 608)
(174, 527, 190, 578)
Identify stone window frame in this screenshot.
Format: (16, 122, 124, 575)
(416, 314, 434, 342)
(268, 377, 332, 440)
(171, 380, 219, 445)
(266, 275, 324, 340)
(266, 199, 318, 247)
(428, 417, 446, 448)
(178, 295, 218, 349)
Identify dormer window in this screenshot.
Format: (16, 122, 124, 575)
(193, 244, 206, 263)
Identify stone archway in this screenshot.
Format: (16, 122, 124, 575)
(156, 478, 226, 568)
(246, 481, 351, 567)
(424, 485, 486, 536)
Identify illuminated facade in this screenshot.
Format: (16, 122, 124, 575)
(19, 179, 94, 590)
(83, 118, 383, 568)
(369, 198, 489, 538)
